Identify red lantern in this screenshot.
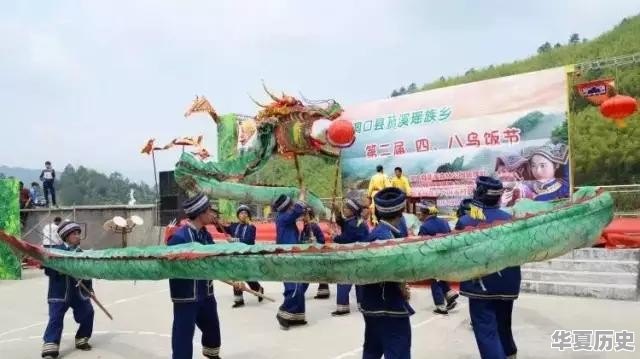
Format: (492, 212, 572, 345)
(326, 118, 356, 148)
(599, 95, 638, 128)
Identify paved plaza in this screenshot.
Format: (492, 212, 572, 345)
(1, 269, 638, 358)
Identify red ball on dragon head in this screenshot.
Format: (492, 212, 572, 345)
(327, 117, 356, 148)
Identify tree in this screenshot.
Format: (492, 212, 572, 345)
(537, 42, 552, 54)
(438, 76, 446, 82)
(569, 33, 580, 44)
(554, 42, 562, 48)
(398, 86, 406, 95)
(465, 68, 476, 76)
(391, 89, 399, 97)
(551, 120, 568, 144)
(0, 173, 5, 179)
(56, 164, 156, 205)
(407, 83, 418, 93)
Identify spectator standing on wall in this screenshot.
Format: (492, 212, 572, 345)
(30, 182, 44, 207)
(40, 161, 57, 207)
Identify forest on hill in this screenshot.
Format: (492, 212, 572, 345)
(391, 15, 640, 194)
(0, 165, 156, 205)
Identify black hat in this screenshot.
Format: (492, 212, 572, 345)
(344, 197, 362, 215)
(272, 194, 292, 212)
(183, 193, 215, 216)
(373, 187, 406, 214)
(473, 176, 504, 205)
(236, 204, 252, 219)
(57, 221, 81, 241)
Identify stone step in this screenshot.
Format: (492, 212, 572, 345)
(524, 259, 639, 273)
(521, 268, 638, 285)
(521, 280, 638, 301)
(557, 248, 640, 261)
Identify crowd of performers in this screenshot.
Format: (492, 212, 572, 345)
(40, 175, 521, 359)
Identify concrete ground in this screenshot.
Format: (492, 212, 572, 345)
(1, 269, 638, 359)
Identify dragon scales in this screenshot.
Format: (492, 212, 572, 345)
(0, 187, 613, 284)
(179, 88, 350, 218)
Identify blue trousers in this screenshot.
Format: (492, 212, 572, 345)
(278, 282, 308, 321)
(172, 297, 221, 359)
(468, 298, 517, 359)
(362, 315, 411, 359)
(337, 284, 353, 310)
(43, 297, 94, 344)
(431, 280, 452, 306)
(43, 181, 56, 206)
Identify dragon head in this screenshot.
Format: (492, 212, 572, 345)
(185, 95, 218, 120)
(250, 83, 352, 157)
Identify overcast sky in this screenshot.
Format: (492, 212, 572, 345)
(1, 0, 639, 184)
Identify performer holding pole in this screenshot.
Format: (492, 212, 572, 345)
(168, 193, 222, 359)
(300, 205, 331, 299)
(330, 197, 369, 316)
(456, 177, 519, 359)
(416, 200, 459, 315)
(359, 188, 414, 358)
(216, 204, 265, 308)
(41, 221, 95, 359)
(272, 190, 308, 330)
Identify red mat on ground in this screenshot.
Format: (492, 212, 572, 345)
(165, 218, 640, 248)
(164, 220, 334, 244)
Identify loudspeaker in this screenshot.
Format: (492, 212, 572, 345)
(158, 171, 188, 225)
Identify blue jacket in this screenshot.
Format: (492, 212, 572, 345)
(333, 216, 369, 244)
(275, 201, 305, 245)
(418, 216, 451, 236)
(397, 216, 409, 237)
(44, 244, 93, 303)
(167, 224, 215, 303)
(358, 220, 415, 317)
(455, 204, 521, 300)
(300, 222, 325, 244)
(222, 222, 256, 245)
(534, 179, 569, 202)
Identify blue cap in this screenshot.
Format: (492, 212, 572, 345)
(57, 221, 81, 240)
(373, 187, 406, 214)
(183, 193, 214, 216)
(272, 194, 291, 212)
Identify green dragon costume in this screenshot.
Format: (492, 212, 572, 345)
(0, 187, 612, 284)
(180, 88, 347, 218)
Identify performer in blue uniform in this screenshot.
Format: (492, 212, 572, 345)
(272, 193, 308, 330)
(41, 221, 95, 359)
(456, 198, 473, 219)
(168, 193, 222, 359)
(218, 204, 264, 308)
(300, 206, 332, 299)
(359, 187, 414, 359)
(456, 177, 520, 359)
(416, 201, 459, 315)
(331, 197, 369, 316)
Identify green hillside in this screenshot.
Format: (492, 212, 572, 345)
(390, 14, 640, 209)
(391, 15, 640, 94)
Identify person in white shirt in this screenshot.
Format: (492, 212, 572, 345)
(42, 217, 63, 247)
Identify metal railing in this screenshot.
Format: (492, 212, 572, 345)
(576, 184, 640, 216)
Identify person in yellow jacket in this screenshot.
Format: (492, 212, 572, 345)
(367, 165, 391, 224)
(391, 167, 411, 196)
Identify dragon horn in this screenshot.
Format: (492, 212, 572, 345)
(248, 94, 267, 108)
(261, 80, 280, 101)
(299, 91, 311, 104)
